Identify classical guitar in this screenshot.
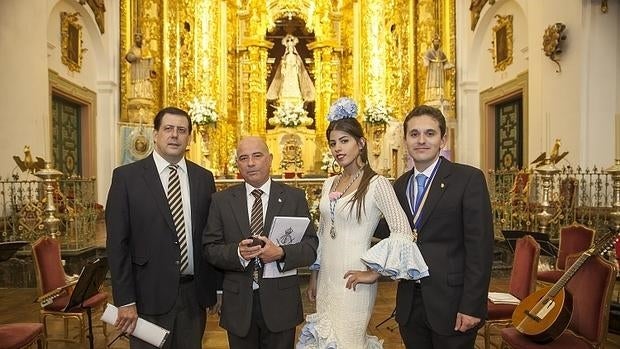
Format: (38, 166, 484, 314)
(511, 230, 618, 343)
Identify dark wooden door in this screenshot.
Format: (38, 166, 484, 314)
(495, 98, 523, 170)
(51, 96, 82, 176)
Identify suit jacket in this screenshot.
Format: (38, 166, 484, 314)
(105, 154, 219, 315)
(203, 180, 318, 337)
(393, 157, 494, 335)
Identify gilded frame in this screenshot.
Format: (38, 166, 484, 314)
(61, 12, 84, 72)
(492, 14, 513, 72)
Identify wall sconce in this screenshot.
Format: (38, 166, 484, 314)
(542, 23, 567, 73)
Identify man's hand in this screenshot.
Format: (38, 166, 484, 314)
(207, 294, 222, 315)
(239, 238, 263, 261)
(257, 236, 284, 263)
(115, 304, 138, 335)
(454, 312, 480, 332)
(344, 270, 380, 291)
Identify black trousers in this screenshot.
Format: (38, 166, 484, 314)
(399, 284, 477, 349)
(227, 290, 295, 349)
(131, 278, 205, 349)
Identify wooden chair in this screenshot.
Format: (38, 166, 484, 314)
(480, 235, 540, 349)
(501, 254, 617, 348)
(537, 224, 594, 284)
(31, 236, 108, 347)
(0, 323, 44, 349)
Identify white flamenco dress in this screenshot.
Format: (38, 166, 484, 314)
(297, 175, 429, 349)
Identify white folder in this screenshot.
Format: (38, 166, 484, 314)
(262, 216, 310, 278)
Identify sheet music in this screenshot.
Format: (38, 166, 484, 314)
(488, 292, 520, 305)
(101, 303, 170, 348)
(262, 216, 310, 279)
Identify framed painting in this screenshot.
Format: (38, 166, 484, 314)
(61, 12, 84, 72)
(492, 14, 513, 72)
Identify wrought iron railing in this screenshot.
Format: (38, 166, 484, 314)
(488, 165, 614, 240)
(0, 177, 100, 250)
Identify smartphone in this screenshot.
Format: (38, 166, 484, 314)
(249, 237, 266, 248)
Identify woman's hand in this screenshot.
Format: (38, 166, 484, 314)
(344, 270, 380, 291)
(306, 271, 318, 302)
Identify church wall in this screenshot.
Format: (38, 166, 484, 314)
(476, 1, 528, 91)
(0, 0, 119, 203)
(0, 1, 49, 179)
(525, 0, 583, 167)
(457, 0, 619, 171)
(580, 0, 619, 166)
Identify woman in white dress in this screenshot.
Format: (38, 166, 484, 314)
(296, 97, 429, 349)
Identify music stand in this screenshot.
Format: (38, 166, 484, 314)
(501, 230, 558, 257)
(64, 257, 108, 349)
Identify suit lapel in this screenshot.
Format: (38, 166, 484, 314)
(187, 161, 200, 237)
(416, 158, 451, 233)
(395, 170, 415, 227)
(264, 180, 284, 236)
(141, 155, 176, 231)
(230, 185, 251, 238)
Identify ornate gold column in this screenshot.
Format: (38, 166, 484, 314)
(237, 0, 272, 138)
(193, 0, 222, 173)
(361, 0, 387, 108)
(308, 41, 337, 168)
(238, 41, 273, 138)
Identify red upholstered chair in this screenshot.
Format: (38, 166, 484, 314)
(480, 235, 541, 349)
(501, 254, 617, 349)
(537, 224, 594, 284)
(0, 323, 44, 349)
(31, 236, 108, 347)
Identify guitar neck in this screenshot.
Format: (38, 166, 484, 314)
(546, 252, 592, 298)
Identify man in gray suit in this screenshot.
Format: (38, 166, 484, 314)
(204, 136, 318, 349)
(106, 107, 220, 348)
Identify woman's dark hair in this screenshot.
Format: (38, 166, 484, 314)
(153, 106, 193, 134)
(326, 117, 377, 222)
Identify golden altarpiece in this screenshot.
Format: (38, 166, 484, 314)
(119, 0, 456, 178)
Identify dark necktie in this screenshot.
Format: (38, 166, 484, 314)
(250, 189, 264, 283)
(167, 164, 188, 273)
(415, 174, 428, 212)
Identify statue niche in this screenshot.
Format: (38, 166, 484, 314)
(265, 24, 316, 130)
(267, 34, 315, 105)
(265, 21, 317, 174)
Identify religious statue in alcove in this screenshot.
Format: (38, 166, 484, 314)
(267, 34, 315, 104)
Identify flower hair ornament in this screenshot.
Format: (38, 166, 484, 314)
(327, 97, 358, 122)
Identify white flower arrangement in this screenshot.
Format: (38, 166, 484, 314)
(188, 97, 219, 126)
(363, 103, 392, 125)
(271, 103, 308, 127)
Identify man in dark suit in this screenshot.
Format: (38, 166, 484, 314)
(392, 105, 494, 348)
(106, 107, 220, 349)
(203, 136, 318, 349)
